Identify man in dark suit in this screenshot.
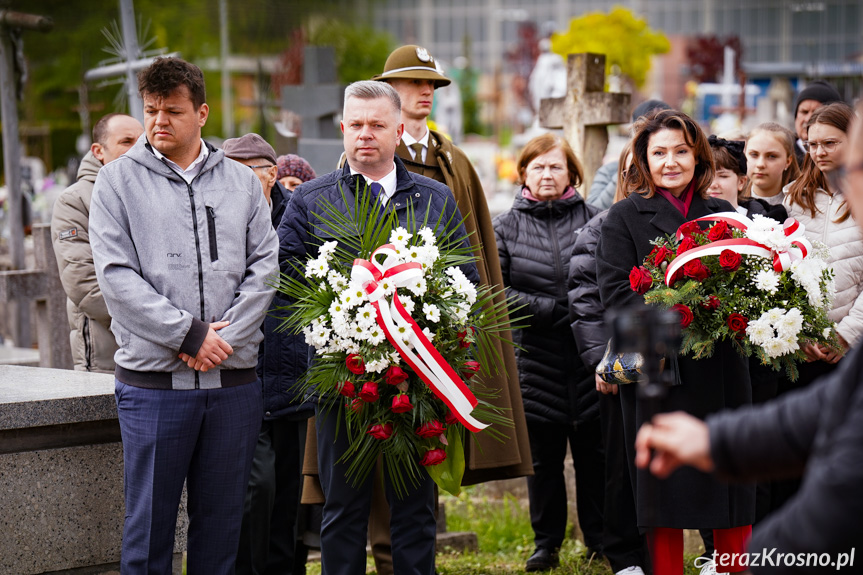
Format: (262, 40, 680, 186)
(371, 44, 532, 575)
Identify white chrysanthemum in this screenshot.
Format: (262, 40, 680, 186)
(754, 270, 780, 294)
(415, 245, 440, 267)
(763, 308, 784, 323)
(403, 244, 423, 262)
(745, 319, 773, 344)
(390, 227, 412, 245)
(365, 356, 390, 374)
(319, 240, 338, 259)
(762, 339, 786, 358)
(423, 302, 441, 323)
(775, 308, 803, 340)
(367, 325, 386, 345)
(400, 296, 415, 315)
(302, 325, 316, 347)
(327, 270, 349, 292)
(418, 227, 436, 245)
(355, 304, 377, 329)
(445, 266, 468, 283)
(340, 283, 368, 308)
(405, 277, 428, 297)
(454, 303, 470, 323)
(823, 327, 833, 339)
(330, 310, 349, 334)
(422, 327, 436, 342)
(377, 277, 395, 296)
(305, 256, 330, 279)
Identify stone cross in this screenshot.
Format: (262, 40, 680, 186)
(280, 45, 344, 175)
(0, 224, 73, 369)
(539, 53, 631, 195)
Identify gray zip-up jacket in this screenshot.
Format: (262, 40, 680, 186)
(90, 136, 278, 390)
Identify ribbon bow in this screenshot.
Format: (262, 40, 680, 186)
(351, 245, 489, 432)
(665, 212, 813, 286)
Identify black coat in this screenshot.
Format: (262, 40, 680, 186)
(709, 344, 863, 574)
(596, 191, 755, 529)
(258, 182, 314, 420)
(493, 192, 600, 426)
(568, 210, 609, 369)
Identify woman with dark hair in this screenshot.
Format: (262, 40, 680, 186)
(596, 110, 754, 575)
(494, 133, 602, 572)
(785, 102, 862, 367)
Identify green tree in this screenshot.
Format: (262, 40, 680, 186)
(306, 18, 394, 84)
(550, 7, 669, 89)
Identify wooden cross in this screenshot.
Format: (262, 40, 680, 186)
(0, 224, 73, 369)
(538, 53, 631, 194)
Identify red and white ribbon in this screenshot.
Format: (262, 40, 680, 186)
(351, 245, 488, 432)
(665, 212, 813, 285)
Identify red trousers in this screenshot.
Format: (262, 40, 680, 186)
(648, 525, 751, 573)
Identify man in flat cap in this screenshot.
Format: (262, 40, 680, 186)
(223, 134, 315, 575)
(371, 45, 532, 574)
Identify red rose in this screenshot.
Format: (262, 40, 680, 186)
(683, 259, 711, 282)
(391, 393, 414, 413)
(700, 295, 720, 311)
(719, 249, 742, 271)
(346, 354, 365, 375)
(457, 327, 475, 349)
(367, 422, 393, 440)
(707, 221, 732, 242)
(460, 360, 481, 380)
(419, 447, 447, 466)
(384, 365, 409, 386)
(653, 246, 673, 266)
(416, 420, 447, 438)
(678, 221, 702, 237)
(359, 381, 379, 403)
(339, 380, 356, 398)
(444, 411, 458, 425)
(677, 236, 699, 255)
(629, 266, 653, 295)
(349, 398, 364, 413)
(671, 304, 694, 328)
(727, 313, 749, 333)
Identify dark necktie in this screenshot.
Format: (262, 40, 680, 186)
(410, 143, 425, 164)
(369, 182, 384, 203)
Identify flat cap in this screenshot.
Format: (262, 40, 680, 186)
(372, 45, 451, 88)
(222, 133, 277, 165)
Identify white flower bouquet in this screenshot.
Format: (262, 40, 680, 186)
(275, 185, 521, 496)
(631, 212, 837, 379)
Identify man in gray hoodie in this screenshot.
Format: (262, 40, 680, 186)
(51, 113, 143, 373)
(89, 57, 278, 575)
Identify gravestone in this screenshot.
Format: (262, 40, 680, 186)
(0, 366, 187, 574)
(538, 53, 631, 194)
(281, 46, 344, 175)
(0, 223, 72, 369)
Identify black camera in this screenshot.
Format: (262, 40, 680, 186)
(608, 305, 681, 400)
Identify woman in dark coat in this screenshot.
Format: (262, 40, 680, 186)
(494, 133, 602, 572)
(596, 110, 755, 575)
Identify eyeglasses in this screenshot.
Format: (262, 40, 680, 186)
(247, 164, 274, 171)
(804, 139, 843, 154)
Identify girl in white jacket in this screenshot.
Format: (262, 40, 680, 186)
(784, 102, 861, 364)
